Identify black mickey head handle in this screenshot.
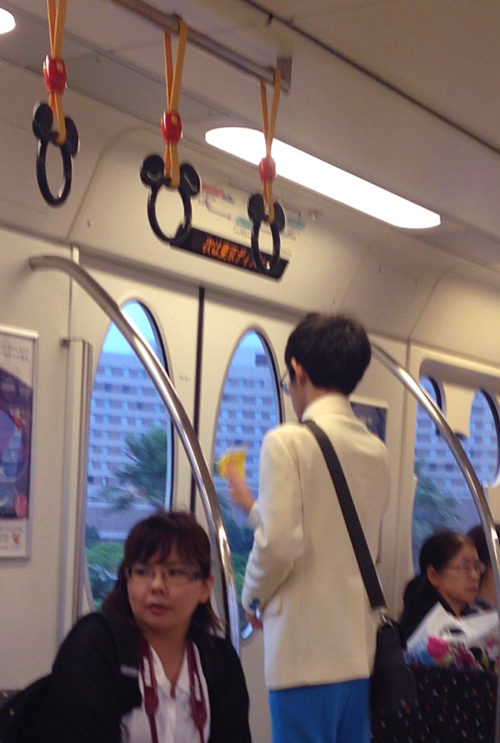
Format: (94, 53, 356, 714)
(247, 192, 285, 276)
(140, 156, 200, 246)
(32, 101, 79, 207)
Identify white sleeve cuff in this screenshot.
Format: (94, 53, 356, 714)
(247, 502, 261, 531)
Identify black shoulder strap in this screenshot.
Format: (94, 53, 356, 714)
(304, 419, 386, 610)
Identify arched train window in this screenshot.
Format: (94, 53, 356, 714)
(85, 301, 173, 607)
(461, 389, 500, 524)
(412, 377, 459, 567)
(213, 331, 281, 637)
(412, 379, 499, 569)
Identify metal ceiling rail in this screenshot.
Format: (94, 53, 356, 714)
(108, 0, 291, 92)
(372, 342, 500, 743)
(29, 253, 240, 652)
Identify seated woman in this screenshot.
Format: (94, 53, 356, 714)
(400, 530, 482, 644)
(467, 523, 500, 610)
(372, 531, 496, 743)
(36, 510, 252, 743)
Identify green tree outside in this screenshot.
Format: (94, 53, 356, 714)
(100, 427, 168, 509)
(86, 427, 168, 602)
(86, 532, 123, 608)
(411, 459, 460, 567)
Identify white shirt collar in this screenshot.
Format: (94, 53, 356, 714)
(302, 392, 353, 421)
(150, 644, 191, 696)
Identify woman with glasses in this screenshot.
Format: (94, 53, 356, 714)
(373, 537, 498, 743)
(36, 510, 251, 743)
(400, 530, 483, 643)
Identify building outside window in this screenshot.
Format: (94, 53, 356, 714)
(412, 378, 499, 567)
(213, 331, 282, 634)
(85, 302, 173, 607)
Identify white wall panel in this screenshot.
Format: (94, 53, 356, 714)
(0, 229, 71, 687)
(413, 274, 500, 366)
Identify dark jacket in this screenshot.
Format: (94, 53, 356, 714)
(399, 576, 478, 644)
(35, 612, 251, 743)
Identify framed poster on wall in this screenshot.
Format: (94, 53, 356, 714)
(0, 326, 37, 558)
(351, 397, 387, 442)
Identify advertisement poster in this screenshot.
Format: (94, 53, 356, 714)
(351, 399, 387, 442)
(0, 327, 37, 557)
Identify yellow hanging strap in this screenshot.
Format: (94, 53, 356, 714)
(161, 20, 188, 188)
(44, 0, 68, 145)
(258, 70, 281, 225)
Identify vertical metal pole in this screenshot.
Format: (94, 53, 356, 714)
(58, 337, 93, 639)
(190, 286, 205, 513)
(73, 340, 93, 619)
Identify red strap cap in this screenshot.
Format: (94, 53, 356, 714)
(43, 55, 67, 94)
(258, 155, 276, 183)
(161, 111, 183, 144)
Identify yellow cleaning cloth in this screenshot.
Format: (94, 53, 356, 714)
(218, 449, 246, 479)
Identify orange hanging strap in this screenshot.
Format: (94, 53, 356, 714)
(258, 70, 281, 225)
(44, 0, 68, 145)
(161, 20, 188, 188)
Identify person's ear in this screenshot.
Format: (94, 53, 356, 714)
(200, 573, 215, 604)
(290, 358, 307, 385)
(426, 565, 439, 588)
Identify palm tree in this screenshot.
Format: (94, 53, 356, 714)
(101, 427, 168, 509)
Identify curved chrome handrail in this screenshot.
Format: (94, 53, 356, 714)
(372, 342, 500, 742)
(29, 254, 240, 651)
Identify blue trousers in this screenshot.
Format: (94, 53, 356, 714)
(269, 679, 370, 743)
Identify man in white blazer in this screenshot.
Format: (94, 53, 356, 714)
(230, 313, 390, 743)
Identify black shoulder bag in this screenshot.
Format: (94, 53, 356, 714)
(304, 420, 417, 719)
(0, 674, 51, 743)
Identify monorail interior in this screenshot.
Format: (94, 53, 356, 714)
(1, 2, 500, 741)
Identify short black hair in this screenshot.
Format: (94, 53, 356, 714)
(284, 313, 371, 395)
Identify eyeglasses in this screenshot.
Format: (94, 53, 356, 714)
(126, 563, 203, 587)
(444, 561, 486, 575)
(279, 369, 290, 396)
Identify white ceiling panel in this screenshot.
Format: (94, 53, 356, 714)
(1, 0, 500, 273)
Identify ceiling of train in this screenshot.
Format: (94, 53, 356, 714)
(2, 0, 500, 273)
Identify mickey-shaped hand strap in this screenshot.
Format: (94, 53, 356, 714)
(33, 0, 79, 207)
(141, 22, 199, 246)
(247, 71, 285, 276)
(140, 156, 200, 246)
(248, 193, 285, 275)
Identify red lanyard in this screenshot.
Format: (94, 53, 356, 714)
(138, 633, 160, 743)
(187, 641, 207, 743)
(138, 633, 207, 743)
